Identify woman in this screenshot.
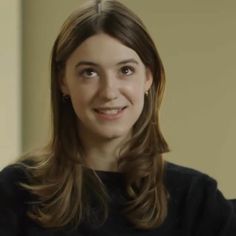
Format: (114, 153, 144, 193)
(0, 0, 235, 235)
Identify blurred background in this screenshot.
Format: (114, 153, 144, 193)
(0, 0, 235, 198)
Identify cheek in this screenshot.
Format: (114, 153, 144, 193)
(124, 84, 145, 120)
(125, 80, 145, 103)
(69, 89, 88, 117)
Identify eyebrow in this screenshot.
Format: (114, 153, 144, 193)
(75, 59, 139, 68)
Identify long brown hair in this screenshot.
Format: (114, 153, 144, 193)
(18, 0, 170, 230)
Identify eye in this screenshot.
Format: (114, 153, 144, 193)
(79, 68, 98, 79)
(120, 65, 135, 76)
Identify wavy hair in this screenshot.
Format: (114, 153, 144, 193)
(18, 0, 170, 230)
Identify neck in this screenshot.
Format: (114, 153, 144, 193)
(79, 131, 130, 172)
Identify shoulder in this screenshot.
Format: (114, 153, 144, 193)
(164, 162, 236, 234)
(164, 161, 226, 209)
(0, 163, 36, 232)
(164, 161, 222, 217)
(164, 161, 217, 194)
(0, 163, 30, 206)
(165, 161, 212, 179)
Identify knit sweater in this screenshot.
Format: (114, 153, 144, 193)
(0, 162, 236, 236)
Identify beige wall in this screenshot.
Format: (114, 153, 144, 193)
(0, 0, 21, 169)
(11, 0, 236, 197)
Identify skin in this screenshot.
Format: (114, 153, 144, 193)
(61, 33, 153, 171)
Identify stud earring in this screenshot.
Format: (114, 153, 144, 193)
(62, 94, 70, 102)
(145, 90, 149, 96)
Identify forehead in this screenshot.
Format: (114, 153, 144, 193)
(67, 33, 143, 66)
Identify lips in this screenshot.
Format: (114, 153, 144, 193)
(94, 106, 127, 115)
(93, 106, 127, 120)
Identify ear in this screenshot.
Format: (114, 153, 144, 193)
(145, 68, 153, 91)
(59, 76, 69, 95)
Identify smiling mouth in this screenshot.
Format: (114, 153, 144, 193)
(94, 106, 127, 115)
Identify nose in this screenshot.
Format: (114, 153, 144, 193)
(98, 74, 119, 101)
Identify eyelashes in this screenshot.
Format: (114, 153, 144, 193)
(78, 68, 98, 79)
(119, 65, 135, 76)
(77, 65, 136, 79)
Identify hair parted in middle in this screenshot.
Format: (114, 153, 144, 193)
(19, 0, 170, 230)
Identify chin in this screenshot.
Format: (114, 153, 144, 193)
(96, 128, 131, 141)
(99, 133, 125, 140)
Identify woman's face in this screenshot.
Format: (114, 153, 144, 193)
(61, 33, 152, 141)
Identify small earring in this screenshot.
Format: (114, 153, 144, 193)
(145, 90, 149, 96)
(62, 94, 70, 102)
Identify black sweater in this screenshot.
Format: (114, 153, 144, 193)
(0, 162, 236, 236)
